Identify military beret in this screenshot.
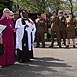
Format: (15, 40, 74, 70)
(37, 13, 41, 16)
(64, 13, 67, 15)
(69, 13, 72, 15)
(59, 11, 63, 14)
(52, 11, 56, 14)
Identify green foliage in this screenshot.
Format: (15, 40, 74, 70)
(0, 0, 13, 18)
(0, 0, 76, 17)
(12, 0, 65, 14)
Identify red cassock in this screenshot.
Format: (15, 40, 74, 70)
(0, 17, 15, 65)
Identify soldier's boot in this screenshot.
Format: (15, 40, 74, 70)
(36, 42, 40, 48)
(58, 42, 61, 48)
(36, 46, 40, 48)
(42, 43, 45, 48)
(63, 40, 66, 46)
(59, 45, 62, 48)
(66, 45, 69, 48)
(73, 45, 75, 48)
(49, 43, 54, 48)
(42, 45, 45, 48)
(42, 40, 45, 48)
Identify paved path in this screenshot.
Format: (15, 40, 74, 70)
(0, 41, 77, 77)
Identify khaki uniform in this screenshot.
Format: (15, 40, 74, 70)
(59, 16, 66, 44)
(35, 18, 45, 47)
(66, 18, 75, 39)
(50, 16, 61, 46)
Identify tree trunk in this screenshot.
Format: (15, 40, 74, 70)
(69, 0, 73, 17)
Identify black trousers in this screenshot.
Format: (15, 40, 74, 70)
(0, 44, 4, 56)
(17, 49, 22, 60)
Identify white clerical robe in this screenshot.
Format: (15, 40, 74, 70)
(15, 18, 36, 51)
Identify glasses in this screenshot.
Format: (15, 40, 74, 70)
(9, 15, 13, 16)
(5, 11, 10, 13)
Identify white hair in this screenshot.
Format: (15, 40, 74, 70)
(10, 11, 14, 15)
(3, 8, 10, 13)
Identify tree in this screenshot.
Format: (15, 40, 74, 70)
(0, 0, 13, 18)
(63, 0, 74, 16)
(67, 0, 73, 16)
(13, 0, 49, 13)
(69, 0, 73, 15)
(12, 0, 64, 14)
(48, 0, 64, 14)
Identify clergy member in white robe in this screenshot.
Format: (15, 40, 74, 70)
(15, 10, 36, 62)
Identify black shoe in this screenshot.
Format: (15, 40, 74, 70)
(21, 60, 26, 63)
(17, 58, 22, 62)
(66, 45, 69, 48)
(27, 59, 31, 62)
(35, 46, 39, 48)
(64, 44, 66, 46)
(49, 45, 53, 48)
(2, 65, 9, 68)
(25, 59, 31, 62)
(17, 59, 24, 63)
(63, 43, 66, 46)
(42, 46, 45, 48)
(62, 42, 66, 46)
(73, 45, 75, 48)
(59, 46, 62, 48)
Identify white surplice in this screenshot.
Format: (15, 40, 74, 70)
(15, 18, 36, 51)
